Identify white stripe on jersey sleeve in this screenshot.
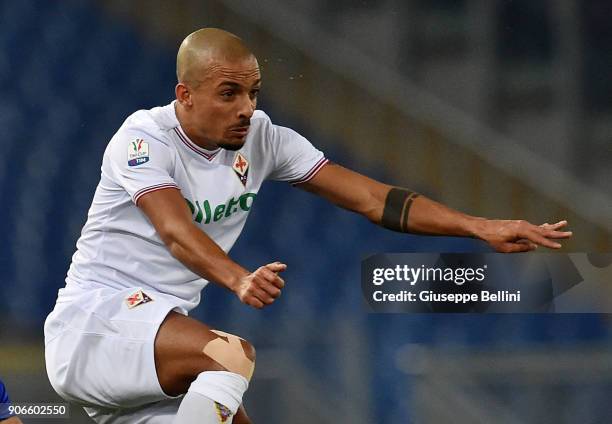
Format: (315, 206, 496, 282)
(263, 116, 326, 183)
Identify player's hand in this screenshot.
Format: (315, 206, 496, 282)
(476, 219, 572, 253)
(235, 262, 287, 309)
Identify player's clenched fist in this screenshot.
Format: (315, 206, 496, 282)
(235, 262, 287, 309)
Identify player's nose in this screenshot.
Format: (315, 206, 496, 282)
(237, 95, 255, 120)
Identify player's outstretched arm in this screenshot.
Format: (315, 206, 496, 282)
(299, 163, 572, 252)
(138, 188, 286, 308)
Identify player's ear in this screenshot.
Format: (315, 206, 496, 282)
(176, 83, 193, 107)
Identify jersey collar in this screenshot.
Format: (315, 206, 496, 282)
(169, 101, 221, 162)
(173, 126, 221, 161)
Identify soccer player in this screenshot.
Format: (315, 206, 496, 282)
(44, 28, 572, 423)
(0, 380, 23, 424)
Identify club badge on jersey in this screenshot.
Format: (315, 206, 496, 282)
(232, 152, 249, 187)
(125, 289, 153, 309)
(128, 138, 150, 166)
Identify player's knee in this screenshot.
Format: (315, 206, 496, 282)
(241, 339, 256, 363)
(203, 330, 256, 381)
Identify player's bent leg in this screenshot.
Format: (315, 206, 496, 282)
(154, 311, 255, 395)
(155, 311, 255, 423)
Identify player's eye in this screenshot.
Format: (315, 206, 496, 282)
(250, 89, 260, 99)
(220, 90, 235, 98)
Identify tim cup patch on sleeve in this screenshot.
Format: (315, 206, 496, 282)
(128, 139, 150, 166)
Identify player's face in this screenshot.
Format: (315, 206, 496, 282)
(190, 57, 261, 151)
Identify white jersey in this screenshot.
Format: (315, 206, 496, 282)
(59, 101, 327, 312)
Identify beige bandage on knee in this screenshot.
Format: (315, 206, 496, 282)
(202, 330, 255, 381)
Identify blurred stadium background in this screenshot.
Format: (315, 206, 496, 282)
(0, 0, 611, 422)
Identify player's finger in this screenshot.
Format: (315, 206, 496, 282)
(265, 262, 287, 273)
(255, 269, 283, 294)
(543, 230, 572, 239)
(245, 296, 264, 309)
(516, 239, 538, 250)
(257, 267, 286, 288)
(535, 226, 572, 239)
(248, 281, 276, 305)
(547, 231, 572, 239)
(239, 289, 265, 308)
(260, 282, 282, 298)
(269, 275, 285, 289)
(547, 220, 568, 230)
(249, 277, 278, 305)
(499, 242, 534, 253)
(522, 230, 562, 249)
(537, 221, 571, 236)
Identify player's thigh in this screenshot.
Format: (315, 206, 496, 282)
(154, 311, 255, 396)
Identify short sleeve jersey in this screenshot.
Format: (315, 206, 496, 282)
(62, 102, 327, 312)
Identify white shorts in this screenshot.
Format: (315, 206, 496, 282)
(83, 397, 182, 424)
(44, 286, 185, 423)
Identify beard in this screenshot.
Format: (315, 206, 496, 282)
(217, 140, 246, 151)
(216, 133, 247, 151)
